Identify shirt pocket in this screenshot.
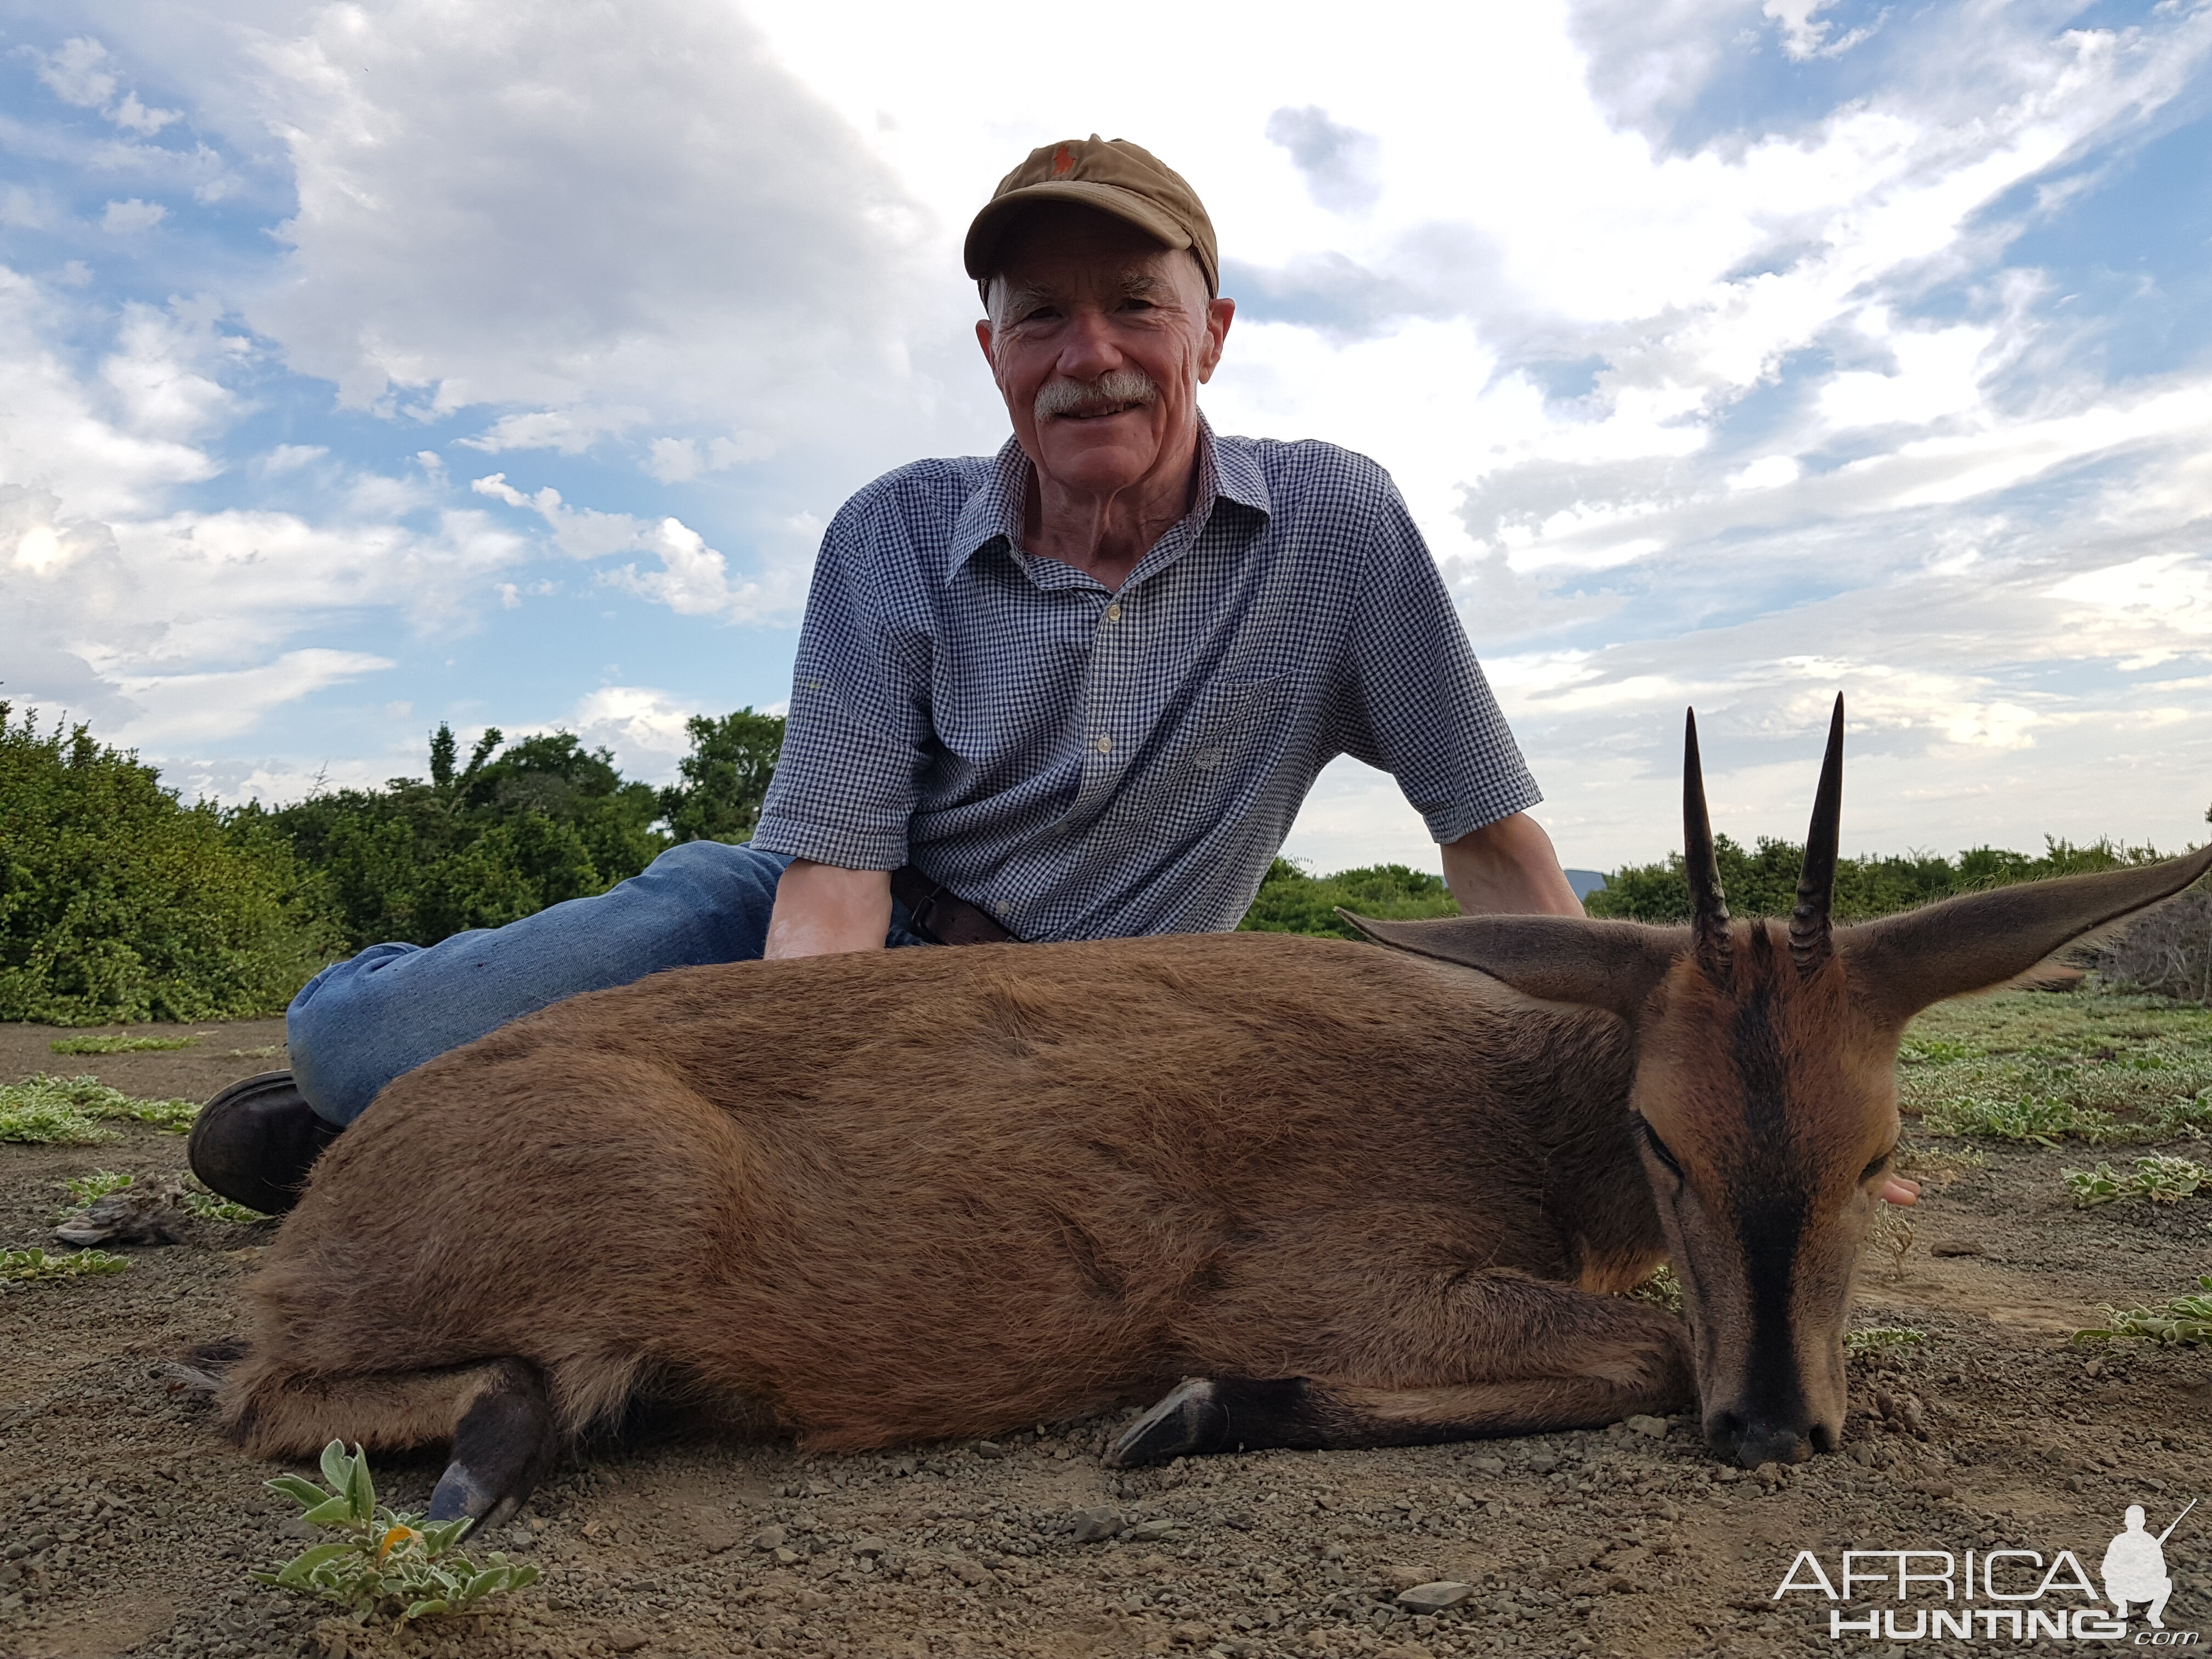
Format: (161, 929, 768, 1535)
(1177, 672, 1297, 778)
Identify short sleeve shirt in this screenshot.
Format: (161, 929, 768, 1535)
(751, 418, 1542, 940)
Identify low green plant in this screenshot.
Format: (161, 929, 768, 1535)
(1, 1246, 129, 1283)
(183, 1186, 267, 1223)
(1924, 1093, 2122, 1147)
(58, 1169, 137, 1209)
(1625, 1262, 1683, 1312)
(1845, 1326, 1927, 1358)
(0, 1073, 198, 1143)
(48, 1034, 198, 1054)
(2073, 1277, 2212, 1347)
(257, 1442, 540, 1623)
(2064, 1155, 2207, 1207)
(52, 1170, 268, 1225)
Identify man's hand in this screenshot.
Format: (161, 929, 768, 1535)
(1440, 812, 1585, 917)
(764, 860, 893, 958)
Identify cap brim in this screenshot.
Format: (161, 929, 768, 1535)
(963, 180, 1192, 280)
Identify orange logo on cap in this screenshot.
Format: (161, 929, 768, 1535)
(1051, 145, 1075, 176)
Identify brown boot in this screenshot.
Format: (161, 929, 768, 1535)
(186, 1071, 343, 1216)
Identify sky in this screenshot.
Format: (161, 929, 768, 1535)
(2, 0, 2209, 876)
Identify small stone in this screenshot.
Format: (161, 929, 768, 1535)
(973, 1440, 1009, 1459)
(1625, 1415, 1668, 1438)
(697, 1522, 740, 1555)
(1127, 1519, 1176, 1542)
(1220, 1512, 1255, 1531)
(1169, 1622, 1213, 1646)
(606, 1632, 649, 1654)
(854, 1537, 890, 1559)
(1395, 1581, 1474, 1613)
(752, 1525, 787, 1551)
(1930, 1241, 1984, 1257)
(774, 1547, 801, 1566)
(1071, 1508, 1125, 1543)
(1468, 1455, 1505, 1476)
(952, 1558, 992, 1585)
(1382, 1565, 1438, 1591)
(1525, 1455, 1558, 1474)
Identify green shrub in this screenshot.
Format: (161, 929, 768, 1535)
(268, 724, 669, 950)
(0, 705, 344, 1024)
(1584, 832, 2171, 924)
(1238, 859, 1461, 940)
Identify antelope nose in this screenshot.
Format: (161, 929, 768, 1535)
(1709, 1412, 1815, 1468)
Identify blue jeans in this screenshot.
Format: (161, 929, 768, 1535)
(286, 842, 932, 1126)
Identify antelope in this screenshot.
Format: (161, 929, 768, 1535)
(208, 698, 2212, 1529)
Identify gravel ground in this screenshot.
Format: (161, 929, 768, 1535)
(2, 1009, 2208, 1659)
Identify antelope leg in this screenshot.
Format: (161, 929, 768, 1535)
(426, 1359, 559, 1533)
(1111, 1367, 1691, 1465)
(1111, 1281, 1692, 1464)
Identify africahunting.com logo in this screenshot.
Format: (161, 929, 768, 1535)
(1773, 1499, 2200, 1644)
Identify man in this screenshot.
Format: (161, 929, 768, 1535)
(189, 137, 1581, 1215)
(2102, 1504, 2177, 1628)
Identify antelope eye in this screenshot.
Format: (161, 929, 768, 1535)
(1636, 1118, 1685, 1178)
(1861, 1144, 1899, 1184)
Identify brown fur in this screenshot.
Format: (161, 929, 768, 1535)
(216, 844, 2212, 1473)
(218, 935, 1679, 1458)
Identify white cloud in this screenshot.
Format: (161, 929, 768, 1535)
(110, 648, 395, 743)
(99, 198, 167, 234)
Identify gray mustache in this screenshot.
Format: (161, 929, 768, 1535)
(1034, 370, 1160, 422)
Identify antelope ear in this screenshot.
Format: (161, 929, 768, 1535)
(1339, 911, 1684, 1022)
(1839, 845, 2212, 1025)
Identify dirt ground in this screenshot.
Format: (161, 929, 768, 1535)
(2, 998, 2208, 1659)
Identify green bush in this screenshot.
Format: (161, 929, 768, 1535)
(0, 706, 343, 1025)
(268, 724, 670, 950)
(1583, 832, 2172, 924)
(1238, 858, 1462, 940)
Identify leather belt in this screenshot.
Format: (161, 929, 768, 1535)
(890, 865, 1021, 946)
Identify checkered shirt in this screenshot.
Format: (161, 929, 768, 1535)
(751, 419, 1542, 940)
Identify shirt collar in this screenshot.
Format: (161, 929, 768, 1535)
(951, 413, 1270, 577)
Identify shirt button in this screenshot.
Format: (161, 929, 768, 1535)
(1094, 735, 1113, 754)
(1105, 602, 1122, 622)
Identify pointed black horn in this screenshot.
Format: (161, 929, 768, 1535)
(1684, 708, 1731, 970)
(1790, 694, 1845, 977)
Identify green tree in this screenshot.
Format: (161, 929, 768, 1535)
(269, 724, 669, 951)
(658, 709, 786, 844)
(1238, 858, 1461, 940)
(0, 705, 342, 1024)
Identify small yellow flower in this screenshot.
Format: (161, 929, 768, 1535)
(377, 1526, 418, 1560)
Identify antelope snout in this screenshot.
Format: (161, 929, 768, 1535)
(1706, 1408, 1836, 1468)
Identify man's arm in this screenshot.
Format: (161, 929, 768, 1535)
(1440, 812, 1584, 917)
(764, 861, 893, 958)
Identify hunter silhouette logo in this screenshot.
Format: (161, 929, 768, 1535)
(2106, 1500, 2196, 1630)
(1773, 1497, 2201, 1643)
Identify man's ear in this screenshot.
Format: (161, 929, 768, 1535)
(975, 317, 997, 373)
(1839, 845, 2212, 1026)
(1339, 911, 1683, 1022)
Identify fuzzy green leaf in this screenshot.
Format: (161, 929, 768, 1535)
(318, 1440, 352, 1491)
(298, 1496, 356, 1526)
(267, 1475, 331, 1510)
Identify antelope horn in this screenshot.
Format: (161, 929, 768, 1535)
(1683, 708, 1731, 970)
(1790, 694, 1846, 976)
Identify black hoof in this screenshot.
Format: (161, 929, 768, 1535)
(426, 1362, 558, 1533)
(1108, 1379, 1231, 1466)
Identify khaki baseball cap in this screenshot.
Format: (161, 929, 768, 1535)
(964, 136, 1218, 297)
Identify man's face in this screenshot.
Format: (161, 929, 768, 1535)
(976, 204, 1233, 501)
